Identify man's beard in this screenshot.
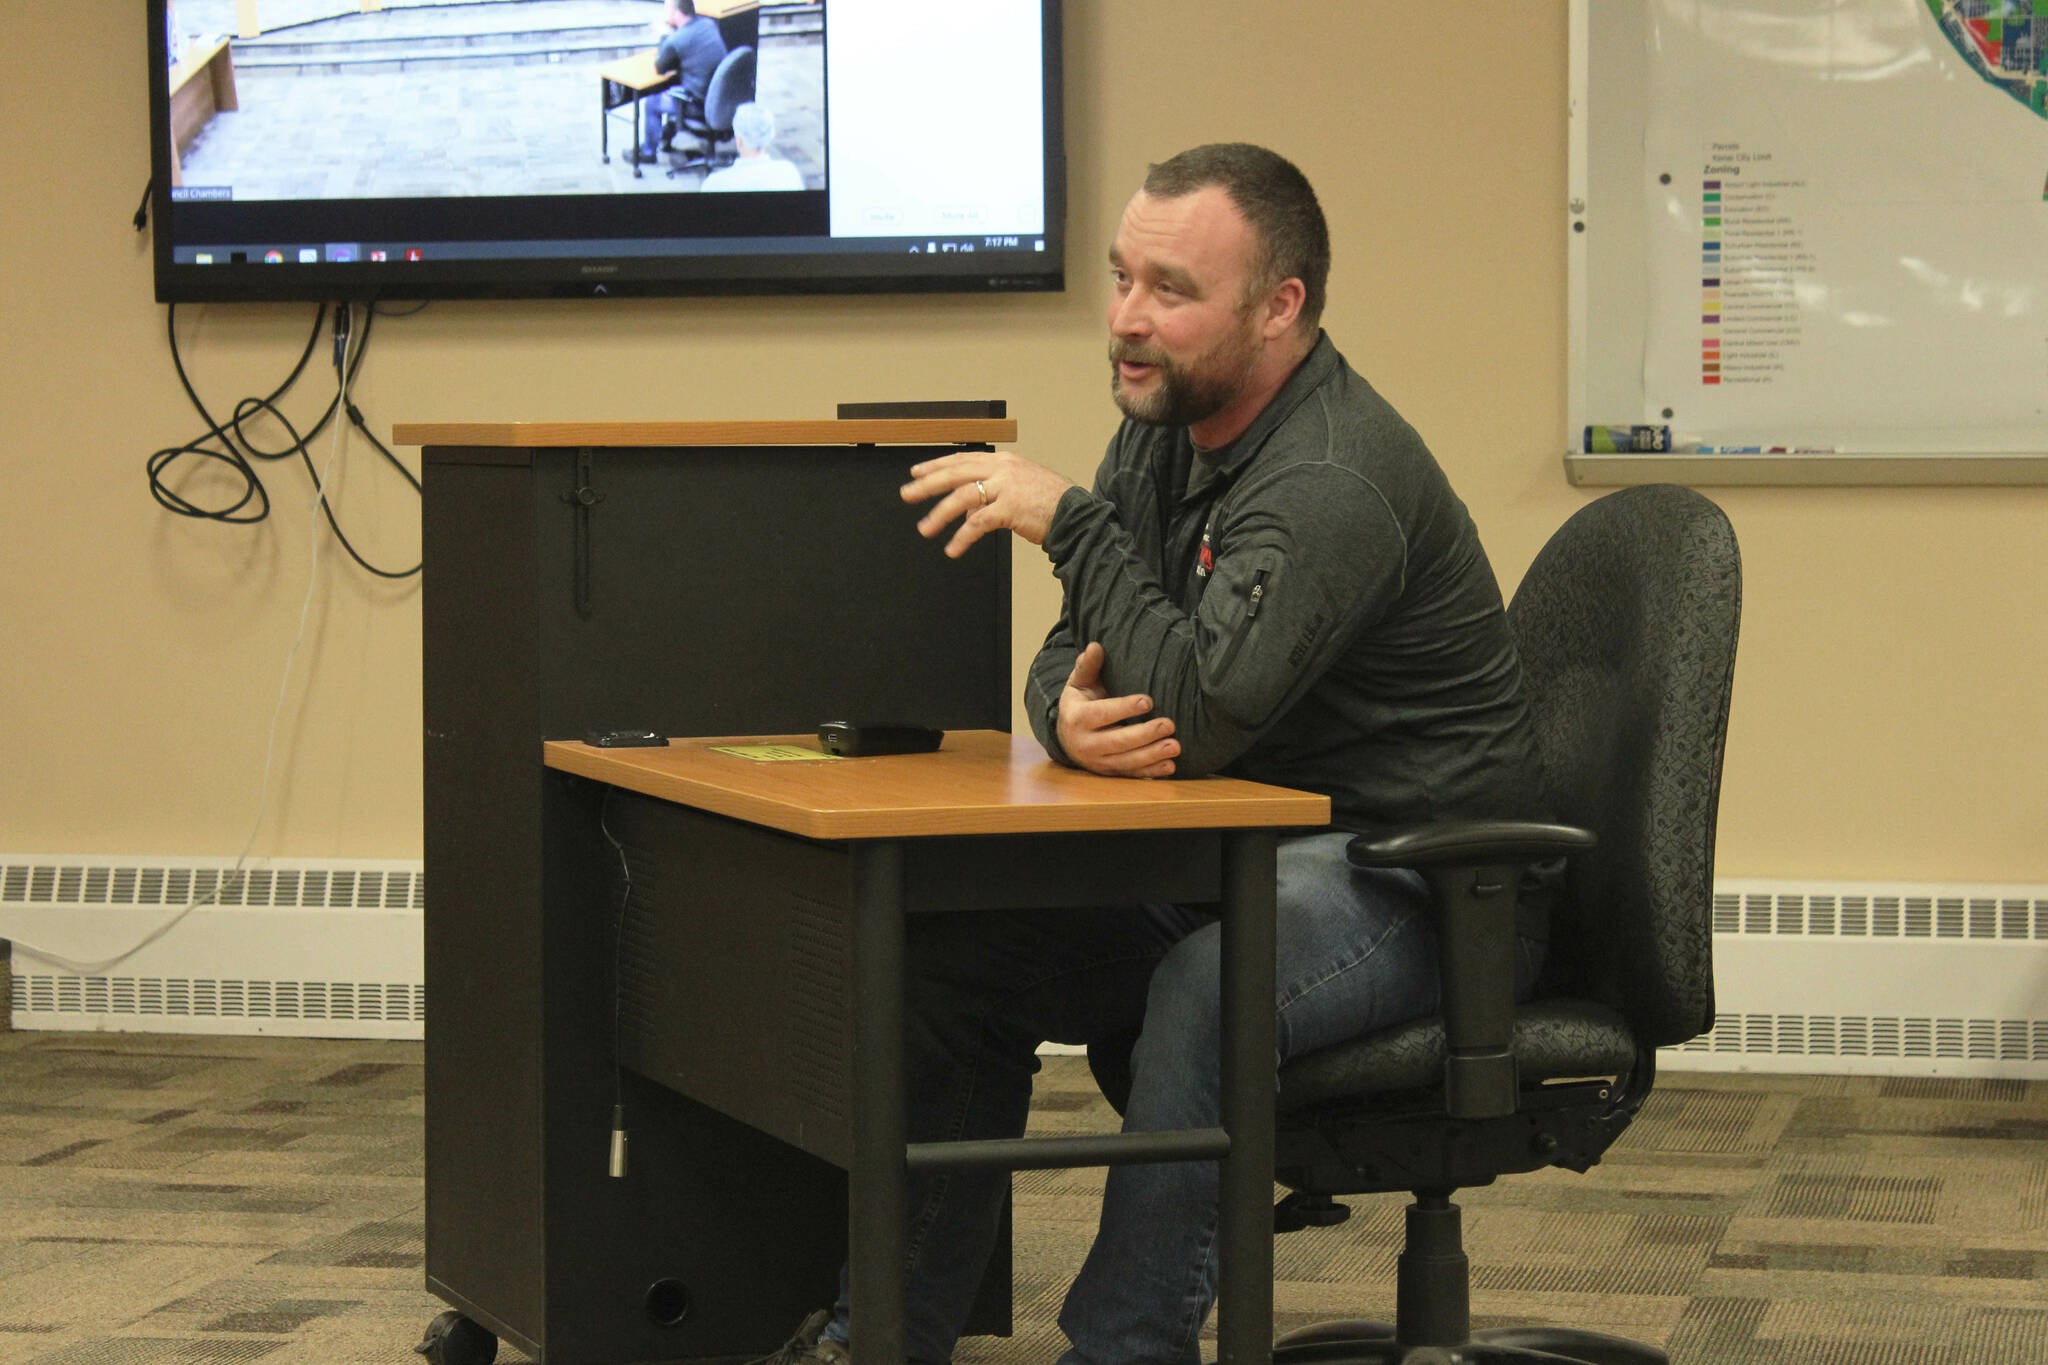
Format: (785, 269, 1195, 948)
(1108, 318, 1260, 428)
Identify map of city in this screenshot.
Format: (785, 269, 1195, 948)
(1928, 0, 2048, 117)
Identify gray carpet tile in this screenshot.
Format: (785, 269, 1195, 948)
(2, 1030, 2045, 1363)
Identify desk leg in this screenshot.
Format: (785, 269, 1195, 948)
(601, 76, 611, 164)
(1217, 830, 1276, 1365)
(851, 842, 908, 1364)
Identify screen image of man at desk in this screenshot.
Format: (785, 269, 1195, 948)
(748, 143, 1551, 1365)
(162, 0, 824, 201)
(639, 0, 727, 161)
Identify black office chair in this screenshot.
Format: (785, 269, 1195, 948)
(667, 45, 756, 178)
(1088, 484, 1742, 1363)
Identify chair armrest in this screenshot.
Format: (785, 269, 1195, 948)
(1346, 820, 1595, 1120)
(1346, 820, 1595, 870)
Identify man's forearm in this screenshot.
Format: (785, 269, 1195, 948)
(1026, 635, 1078, 764)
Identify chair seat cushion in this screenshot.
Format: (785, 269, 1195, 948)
(1276, 998, 1638, 1113)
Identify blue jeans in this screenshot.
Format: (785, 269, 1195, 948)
(824, 831, 1545, 1365)
(640, 91, 682, 158)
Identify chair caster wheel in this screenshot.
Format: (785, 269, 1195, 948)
(415, 1310, 498, 1365)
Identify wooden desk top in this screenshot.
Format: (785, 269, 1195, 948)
(544, 730, 1331, 840)
(392, 419, 1018, 448)
(169, 36, 232, 96)
(597, 50, 675, 90)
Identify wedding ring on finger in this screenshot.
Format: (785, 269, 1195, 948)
(976, 479, 990, 507)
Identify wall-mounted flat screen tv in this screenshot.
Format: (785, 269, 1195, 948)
(149, 0, 1063, 301)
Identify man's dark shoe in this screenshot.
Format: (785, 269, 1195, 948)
(743, 1309, 850, 1365)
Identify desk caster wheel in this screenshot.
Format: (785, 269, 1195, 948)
(415, 1310, 497, 1365)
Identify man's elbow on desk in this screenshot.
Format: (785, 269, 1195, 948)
(1129, 695, 1260, 781)
(1150, 727, 1252, 781)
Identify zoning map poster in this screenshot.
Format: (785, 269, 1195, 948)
(1640, 0, 2048, 451)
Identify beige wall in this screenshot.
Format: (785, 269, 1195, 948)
(2, 5, 2042, 880)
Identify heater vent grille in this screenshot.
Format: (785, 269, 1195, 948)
(0, 860, 425, 911)
(3, 855, 426, 1039)
(11, 974, 426, 1024)
(1670, 1014, 2048, 1062)
(1710, 889, 2048, 940)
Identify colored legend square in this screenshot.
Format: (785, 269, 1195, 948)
(1703, 375, 1721, 384)
(1704, 217, 1722, 228)
(1702, 277, 1721, 287)
(1704, 240, 1721, 250)
(1703, 313, 1720, 323)
(1704, 180, 1722, 189)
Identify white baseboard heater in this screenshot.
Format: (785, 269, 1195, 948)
(1661, 878, 2048, 1079)
(2, 856, 424, 1040)
(5, 858, 2046, 1077)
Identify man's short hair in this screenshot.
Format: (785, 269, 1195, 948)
(1143, 144, 1330, 334)
(674, 0, 698, 16)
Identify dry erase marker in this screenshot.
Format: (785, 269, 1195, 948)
(1694, 445, 1836, 455)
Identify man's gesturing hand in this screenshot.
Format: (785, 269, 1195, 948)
(901, 450, 1075, 558)
(1057, 642, 1178, 779)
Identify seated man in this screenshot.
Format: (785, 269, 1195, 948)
(754, 143, 1550, 1365)
(701, 102, 806, 192)
(640, 0, 727, 160)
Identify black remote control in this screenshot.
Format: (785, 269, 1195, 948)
(816, 722, 944, 756)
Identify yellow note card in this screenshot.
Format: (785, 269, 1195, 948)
(709, 744, 844, 762)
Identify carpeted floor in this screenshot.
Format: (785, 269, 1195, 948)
(1, 1031, 2044, 1363)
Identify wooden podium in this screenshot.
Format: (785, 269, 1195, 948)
(399, 420, 1015, 1364)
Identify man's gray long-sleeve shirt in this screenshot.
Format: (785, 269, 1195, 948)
(1026, 333, 1540, 834)
(654, 15, 727, 104)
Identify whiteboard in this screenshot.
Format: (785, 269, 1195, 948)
(1567, 0, 2048, 485)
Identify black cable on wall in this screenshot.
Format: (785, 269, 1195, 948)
(147, 301, 423, 578)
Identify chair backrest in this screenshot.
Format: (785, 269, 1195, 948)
(1509, 484, 1741, 1047)
(702, 45, 757, 135)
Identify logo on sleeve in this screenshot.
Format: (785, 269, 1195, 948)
(1195, 530, 1213, 580)
(1287, 612, 1328, 668)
